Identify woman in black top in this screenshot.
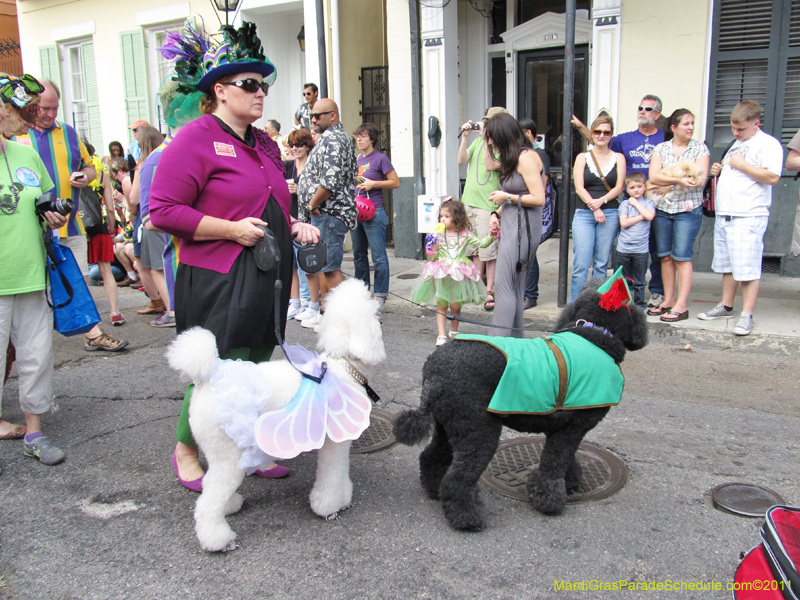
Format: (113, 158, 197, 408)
(569, 115, 627, 302)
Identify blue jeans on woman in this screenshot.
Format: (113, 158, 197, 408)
(569, 207, 620, 303)
(351, 207, 389, 297)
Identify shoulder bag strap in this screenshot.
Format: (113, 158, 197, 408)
(589, 150, 613, 193)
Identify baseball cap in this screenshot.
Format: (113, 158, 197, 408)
(484, 107, 509, 120)
(129, 119, 150, 129)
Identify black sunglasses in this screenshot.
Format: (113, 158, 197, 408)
(310, 111, 333, 120)
(221, 78, 269, 94)
(638, 106, 657, 112)
(303, 91, 314, 96)
(288, 143, 306, 148)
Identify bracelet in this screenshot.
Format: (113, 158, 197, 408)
(290, 219, 303, 227)
(507, 193, 512, 203)
(490, 211, 500, 220)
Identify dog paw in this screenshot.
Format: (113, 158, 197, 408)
(220, 540, 240, 553)
(323, 503, 351, 521)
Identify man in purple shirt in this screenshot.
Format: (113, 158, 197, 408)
(572, 94, 665, 306)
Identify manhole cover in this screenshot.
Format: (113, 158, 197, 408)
(480, 436, 627, 503)
(711, 483, 785, 518)
(396, 273, 419, 280)
(351, 408, 397, 454)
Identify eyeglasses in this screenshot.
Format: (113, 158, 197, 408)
(132, 128, 139, 133)
(310, 111, 333, 120)
(288, 143, 306, 148)
(592, 130, 612, 136)
(303, 92, 314, 96)
(638, 106, 657, 113)
(221, 78, 269, 94)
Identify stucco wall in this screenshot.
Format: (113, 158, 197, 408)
(616, 0, 711, 136)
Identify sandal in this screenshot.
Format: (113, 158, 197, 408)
(660, 309, 689, 322)
(448, 330, 459, 339)
(484, 291, 495, 311)
(436, 335, 447, 347)
(0, 418, 26, 440)
(646, 305, 674, 317)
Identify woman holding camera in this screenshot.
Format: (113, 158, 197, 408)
(0, 75, 68, 465)
(483, 113, 546, 337)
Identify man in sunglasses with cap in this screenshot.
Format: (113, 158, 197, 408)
(572, 95, 665, 308)
(294, 83, 318, 131)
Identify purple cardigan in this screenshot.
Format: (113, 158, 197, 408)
(150, 114, 291, 274)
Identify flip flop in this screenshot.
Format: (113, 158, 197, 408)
(484, 291, 495, 311)
(647, 305, 674, 317)
(660, 310, 689, 322)
(0, 419, 26, 440)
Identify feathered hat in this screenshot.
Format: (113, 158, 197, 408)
(597, 266, 633, 311)
(160, 20, 276, 95)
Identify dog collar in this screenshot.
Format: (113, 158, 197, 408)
(337, 358, 380, 403)
(574, 319, 614, 338)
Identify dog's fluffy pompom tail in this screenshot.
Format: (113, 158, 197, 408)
(166, 327, 219, 385)
(393, 408, 432, 446)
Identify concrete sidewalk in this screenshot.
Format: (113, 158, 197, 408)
(372, 237, 800, 340)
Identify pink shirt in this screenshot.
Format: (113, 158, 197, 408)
(150, 114, 291, 274)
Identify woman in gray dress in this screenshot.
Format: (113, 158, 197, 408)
(484, 114, 546, 337)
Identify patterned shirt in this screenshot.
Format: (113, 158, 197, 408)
(297, 123, 357, 230)
(651, 139, 709, 214)
(294, 102, 312, 130)
(16, 120, 91, 237)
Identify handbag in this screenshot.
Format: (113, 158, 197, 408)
(80, 186, 105, 237)
(702, 139, 737, 218)
(44, 234, 101, 336)
(540, 177, 558, 244)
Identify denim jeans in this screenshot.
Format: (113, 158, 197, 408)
(524, 254, 540, 301)
(648, 227, 663, 295)
(351, 207, 389, 296)
(310, 212, 348, 273)
(569, 208, 620, 302)
(617, 251, 649, 309)
(653, 206, 702, 262)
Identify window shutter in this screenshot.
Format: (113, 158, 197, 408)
(80, 40, 103, 153)
(119, 30, 150, 145)
(39, 44, 64, 123)
(711, 58, 770, 145)
(718, 0, 773, 50)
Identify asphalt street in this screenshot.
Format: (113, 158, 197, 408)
(1, 274, 799, 600)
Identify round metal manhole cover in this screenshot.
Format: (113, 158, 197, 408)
(711, 483, 785, 518)
(351, 408, 397, 454)
(479, 436, 628, 503)
(396, 273, 419, 280)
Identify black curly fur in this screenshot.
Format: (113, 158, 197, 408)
(393, 279, 648, 531)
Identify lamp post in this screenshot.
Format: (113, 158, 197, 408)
(211, 0, 241, 26)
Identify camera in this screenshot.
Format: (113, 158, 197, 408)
(34, 192, 73, 217)
(469, 121, 481, 130)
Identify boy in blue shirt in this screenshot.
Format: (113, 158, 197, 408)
(617, 172, 656, 310)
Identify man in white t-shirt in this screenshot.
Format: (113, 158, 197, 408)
(698, 100, 783, 335)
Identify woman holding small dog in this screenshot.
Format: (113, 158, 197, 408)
(568, 115, 627, 303)
(484, 113, 546, 337)
(150, 23, 320, 491)
(647, 109, 709, 322)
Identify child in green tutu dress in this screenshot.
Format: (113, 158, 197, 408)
(412, 199, 495, 346)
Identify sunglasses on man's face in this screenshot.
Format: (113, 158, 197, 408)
(304, 91, 314, 96)
(221, 78, 269, 94)
(310, 111, 333, 120)
(638, 106, 657, 113)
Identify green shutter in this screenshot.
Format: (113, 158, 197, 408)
(38, 44, 64, 123)
(80, 40, 103, 154)
(119, 29, 149, 145)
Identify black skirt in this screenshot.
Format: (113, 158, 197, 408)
(174, 196, 293, 356)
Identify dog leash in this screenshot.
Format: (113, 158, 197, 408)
(274, 280, 327, 384)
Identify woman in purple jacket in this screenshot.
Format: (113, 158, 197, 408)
(150, 23, 319, 491)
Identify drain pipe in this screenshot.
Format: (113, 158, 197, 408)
(409, 0, 424, 258)
(330, 0, 342, 108)
(315, 0, 328, 98)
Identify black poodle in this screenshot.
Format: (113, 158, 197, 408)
(393, 278, 648, 531)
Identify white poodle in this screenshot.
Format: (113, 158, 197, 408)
(166, 279, 386, 552)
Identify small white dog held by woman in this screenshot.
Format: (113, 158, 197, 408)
(167, 279, 386, 552)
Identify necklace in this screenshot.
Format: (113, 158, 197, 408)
(475, 140, 492, 186)
(0, 142, 21, 216)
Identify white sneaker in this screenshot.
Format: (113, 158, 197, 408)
(294, 307, 318, 321)
(301, 312, 322, 329)
(733, 313, 754, 336)
(647, 293, 664, 308)
(287, 304, 302, 320)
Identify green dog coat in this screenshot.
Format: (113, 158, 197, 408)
(455, 332, 624, 415)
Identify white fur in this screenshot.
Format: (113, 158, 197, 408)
(169, 279, 385, 552)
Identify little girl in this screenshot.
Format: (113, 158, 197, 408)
(411, 200, 495, 346)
